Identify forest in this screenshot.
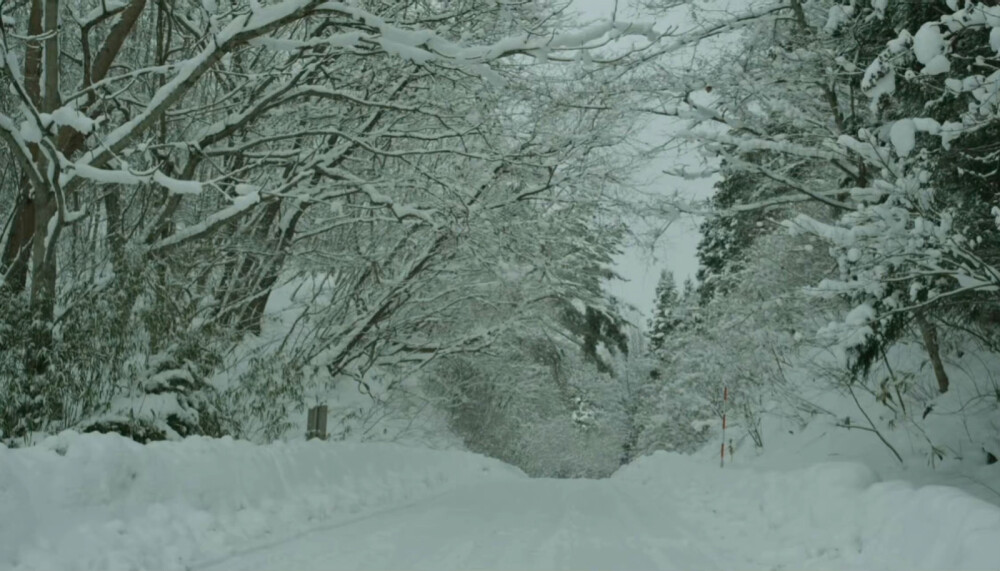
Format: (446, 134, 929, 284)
(1, 0, 999, 481)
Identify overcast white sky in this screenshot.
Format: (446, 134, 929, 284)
(569, 0, 719, 325)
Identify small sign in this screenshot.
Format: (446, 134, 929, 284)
(306, 405, 328, 440)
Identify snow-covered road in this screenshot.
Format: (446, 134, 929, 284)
(4, 433, 1000, 571)
(197, 478, 724, 571)
(197, 457, 1000, 571)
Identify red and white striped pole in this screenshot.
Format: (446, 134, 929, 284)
(720, 386, 728, 468)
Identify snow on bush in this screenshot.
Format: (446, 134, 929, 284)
(0, 432, 523, 571)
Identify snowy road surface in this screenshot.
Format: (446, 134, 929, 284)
(197, 478, 723, 571)
(198, 456, 1000, 571)
(4, 433, 1000, 571)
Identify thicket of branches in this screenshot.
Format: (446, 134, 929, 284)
(641, 0, 1000, 462)
(0, 0, 665, 444)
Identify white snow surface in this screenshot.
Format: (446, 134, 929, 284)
(0, 432, 521, 571)
(3, 431, 1000, 571)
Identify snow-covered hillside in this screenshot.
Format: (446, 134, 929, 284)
(3, 431, 999, 571)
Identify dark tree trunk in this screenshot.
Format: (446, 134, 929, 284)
(916, 312, 950, 394)
(24, 0, 62, 373)
(237, 203, 308, 335)
(1, 187, 34, 293)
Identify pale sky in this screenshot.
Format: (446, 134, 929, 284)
(570, 0, 720, 325)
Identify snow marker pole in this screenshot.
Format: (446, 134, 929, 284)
(720, 386, 728, 468)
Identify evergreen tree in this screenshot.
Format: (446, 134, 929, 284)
(695, 168, 769, 305)
(678, 277, 702, 330)
(647, 271, 682, 350)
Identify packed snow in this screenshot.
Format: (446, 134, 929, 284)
(2, 430, 999, 571)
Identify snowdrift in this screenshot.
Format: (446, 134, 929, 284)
(615, 451, 1000, 571)
(0, 432, 524, 571)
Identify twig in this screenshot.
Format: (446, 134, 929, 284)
(847, 383, 904, 464)
(956, 474, 1000, 501)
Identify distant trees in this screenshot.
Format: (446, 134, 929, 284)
(426, 294, 641, 478)
(647, 270, 701, 350)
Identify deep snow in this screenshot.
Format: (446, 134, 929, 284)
(2, 431, 1000, 571)
(0, 432, 521, 571)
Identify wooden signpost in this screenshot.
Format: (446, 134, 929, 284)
(306, 405, 328, 440)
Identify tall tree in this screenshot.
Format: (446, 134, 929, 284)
(648, 270, 681, 350)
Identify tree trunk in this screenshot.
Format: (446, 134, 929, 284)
(24, 0, 43, 105)
(4, 0, 45, 294)
(1, 187, 34, 293)
(237, 203, 308, 335)
(916, 312, 950, 394)
(214, 202, 277, 327)
(25, 0, 61, 373)
(790, 0, 809, 33)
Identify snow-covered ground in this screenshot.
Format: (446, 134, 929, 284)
(0, 432, 521, 571)
(3, 431, 999, 571)
(715, 342, 1000, 508)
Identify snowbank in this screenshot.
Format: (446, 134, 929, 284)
(0, 432, 524, 571)
(614, 451, 1000, 571)
(696, 342, 1000, 507)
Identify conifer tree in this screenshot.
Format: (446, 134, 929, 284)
(648, 271, 682, 350)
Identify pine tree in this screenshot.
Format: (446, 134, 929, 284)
(678, 277, 702, 330)
(695, 166, 769, 306)
(648, 271, 682, 350)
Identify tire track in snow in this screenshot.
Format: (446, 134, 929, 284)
(195, 477, 751, 571)
(189, 486, 462, 571)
